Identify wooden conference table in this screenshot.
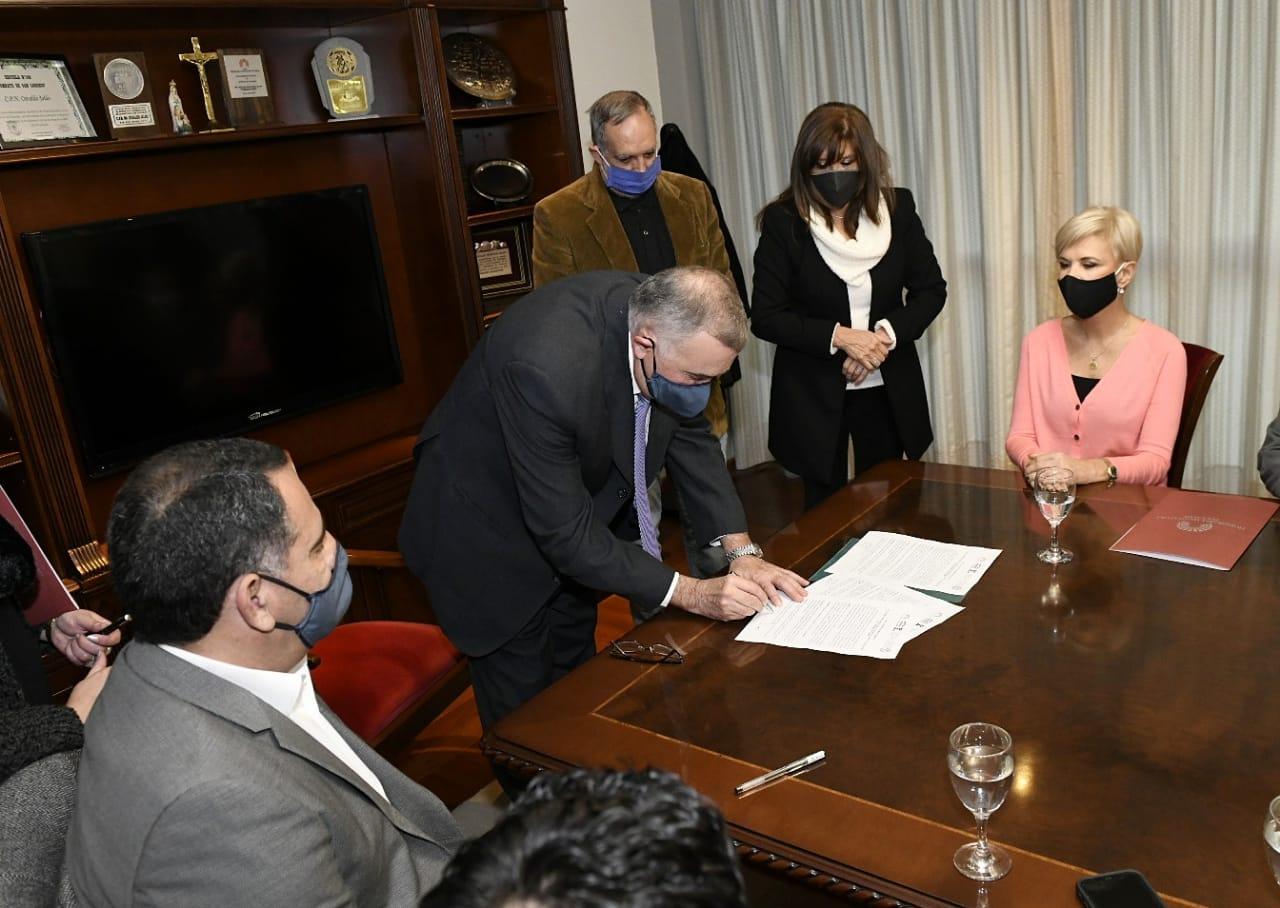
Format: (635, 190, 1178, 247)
(484, 462, 1280, 907)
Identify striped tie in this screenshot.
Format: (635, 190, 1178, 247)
(633, 395, 661, 558)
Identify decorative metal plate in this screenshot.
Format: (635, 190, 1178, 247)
(442, 33, 516, 102)
(470, 158, 532, 203)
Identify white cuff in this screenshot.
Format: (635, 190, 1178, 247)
(658, 573, 679, 609)
(874, 318, 898, 350)
(829, 323, 841, 356)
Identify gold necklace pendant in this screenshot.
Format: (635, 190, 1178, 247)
(1088, 352, 1100, 372)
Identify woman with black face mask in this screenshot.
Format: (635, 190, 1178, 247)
(1006, 206, 1186, 486)
(751, 102, 947, 510)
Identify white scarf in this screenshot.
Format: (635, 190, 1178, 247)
(805, 198, 892, 288)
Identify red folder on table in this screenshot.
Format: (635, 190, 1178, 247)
(1109, 489, 1278, 570)
(0, 483, 77, 623)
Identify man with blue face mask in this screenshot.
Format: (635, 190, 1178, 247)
(400, 268, 807, 792)
(69, 438, 461, 906)
(533, 89, 748, 593)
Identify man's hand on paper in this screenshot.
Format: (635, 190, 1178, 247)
(674, 573, 776, 621)
(727, 555, 808, 606)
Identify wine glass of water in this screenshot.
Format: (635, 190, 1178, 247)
(1265, 795, 1280, 885)
(1033, 467, 1076, 564)
(948, 722, 1015, 881)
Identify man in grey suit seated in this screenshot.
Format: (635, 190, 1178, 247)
(1260, 407, 1280, 497)
(68, 438, 462, 907)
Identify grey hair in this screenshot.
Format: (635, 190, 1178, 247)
(628, 267, 748, 352)
(588, 90, 655, 149)
(107, 438, 293, 644)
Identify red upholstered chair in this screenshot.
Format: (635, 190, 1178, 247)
(1167, 342, 1224, 489)
(310, 549, 468, 755)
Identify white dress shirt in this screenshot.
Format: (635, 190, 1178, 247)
(159, 645, 388, 801)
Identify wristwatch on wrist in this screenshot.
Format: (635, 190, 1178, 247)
(725, 542, 763, 562)
(1104, 460, 1118, 487)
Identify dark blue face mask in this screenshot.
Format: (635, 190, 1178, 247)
(640, 339, 712, 419)
(259, 544, 353, 648)
(600, 152, 662, 196)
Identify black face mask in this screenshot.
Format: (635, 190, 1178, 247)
(1057, 269, 1123, 319)
(812, 170, 863, 210)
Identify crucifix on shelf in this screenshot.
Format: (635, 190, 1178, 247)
(178, 36, 231, 132)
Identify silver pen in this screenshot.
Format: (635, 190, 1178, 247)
(734, 750, 826, 796)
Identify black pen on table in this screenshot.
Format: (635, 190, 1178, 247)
(735, 750, 826, 797)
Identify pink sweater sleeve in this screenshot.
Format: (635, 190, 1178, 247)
(1005, 334, 1038, 471)
(1110, 337, 1187, 485)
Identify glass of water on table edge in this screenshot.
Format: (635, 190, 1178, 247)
(949, 722, 1015, 881)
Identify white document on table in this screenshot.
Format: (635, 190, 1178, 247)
(825, 531, 1001, 598)
(734, 576, 963, 659)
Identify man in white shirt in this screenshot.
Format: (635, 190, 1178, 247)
(68, 438, 462, 907)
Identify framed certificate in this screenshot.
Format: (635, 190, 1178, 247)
(0, 55, 97, 148)
(472, 220, 533, 299)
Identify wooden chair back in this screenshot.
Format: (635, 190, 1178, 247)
(1168, 342, 1224, 488)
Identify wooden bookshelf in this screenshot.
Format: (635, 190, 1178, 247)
(0, 0, 580, 620)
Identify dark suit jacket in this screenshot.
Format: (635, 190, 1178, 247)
(532, 165, 743, 419)
(69, 643, 461, 907)
(398, 272, 747, 656)
(751, 189, 947, 482)
(658, 123, 751, 312)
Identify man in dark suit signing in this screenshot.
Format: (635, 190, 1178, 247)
(399, 267, 807, 737)
(69, 439, 461, 907)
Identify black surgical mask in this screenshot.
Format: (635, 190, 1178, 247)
(812, 170, 863, 210)
(1057, 266, 1127, 319)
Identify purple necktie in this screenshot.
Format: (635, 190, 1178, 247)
(633, 395, 661, 558)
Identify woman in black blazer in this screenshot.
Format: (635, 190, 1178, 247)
(752, 103, 947, 509)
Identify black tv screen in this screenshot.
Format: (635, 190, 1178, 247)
(22, 185, 403, 476)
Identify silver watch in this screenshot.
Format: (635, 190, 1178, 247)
(725, 542, 763, 562)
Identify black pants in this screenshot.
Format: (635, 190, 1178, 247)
(470, 584, 600, 795)
(803, 386, 905, 511)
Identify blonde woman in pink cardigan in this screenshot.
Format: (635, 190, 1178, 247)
(1006, 207, 1186, 486)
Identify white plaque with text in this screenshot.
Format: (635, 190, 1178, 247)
(223, 53, 269, 99)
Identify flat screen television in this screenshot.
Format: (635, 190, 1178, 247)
(22, 185, 403, 477)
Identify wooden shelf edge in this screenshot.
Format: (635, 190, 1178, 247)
(0, 114, 425, 167)
(466, 203, 534, 226)
(450, 102, 558, 121)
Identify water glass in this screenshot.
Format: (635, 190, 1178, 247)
(1033, 467, 1076, 564)
(949, 722, 1014, 881)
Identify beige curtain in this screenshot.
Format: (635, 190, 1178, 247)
(672, 0, 1280, 494)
